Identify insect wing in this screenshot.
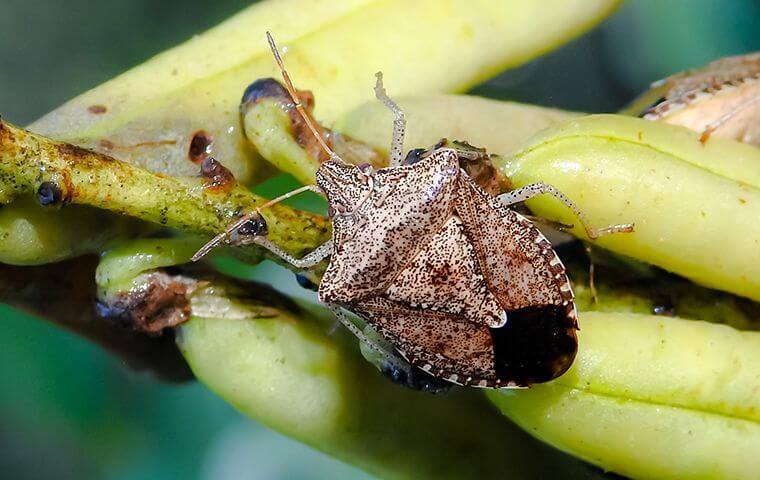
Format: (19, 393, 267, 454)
(318, 150, 460, 303)
(454, 176, 578, 384)
(384, 215, 504, 328)
(354, 297, 497, 387)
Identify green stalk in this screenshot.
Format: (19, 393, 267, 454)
(0, 120, 330, 263)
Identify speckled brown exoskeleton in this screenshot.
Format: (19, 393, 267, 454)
(639, 52, 760, 145)
(194, 33, 633, 390)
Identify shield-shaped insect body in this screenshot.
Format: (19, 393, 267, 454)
(315, 149, 578, 387)
(194, 32, 633, 390)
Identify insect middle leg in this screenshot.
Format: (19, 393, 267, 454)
(498, 182, 634, 239)
(326, 303, 404, 363)
(325, 303, 448, 391)
(374, 72, 406, 168)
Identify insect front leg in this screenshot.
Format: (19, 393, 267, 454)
(192, 184, 329, 261)
(374, 72, 406, 167)
(498, 182, 634, 239)
(254, 237, 333, 268)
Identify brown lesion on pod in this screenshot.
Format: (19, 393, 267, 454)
(199, 156, 235, 193)
(97, 271, 201, 335)
(189, 130, 213, 164)
(57, 142, 100, 162)
(0, 120, 15, 145)
(240, 78, 384, 168)
(87, 104, 107, 114)
(241, 78, 333, 162)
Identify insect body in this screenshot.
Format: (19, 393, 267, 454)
(194, 33, 633, 389)
(638, 52, 760, 145)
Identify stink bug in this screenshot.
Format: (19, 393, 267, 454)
(638, 52, 760, 145)
(193, 33, 633, 389)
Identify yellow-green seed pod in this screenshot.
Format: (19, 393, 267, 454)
(496, 114, 760, 301)
(335, 94, 578, 158)
(488, 312, 760, 480)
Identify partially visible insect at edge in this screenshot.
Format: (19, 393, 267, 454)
(638, 52, 760, 145)
(192, 32, 634, 392)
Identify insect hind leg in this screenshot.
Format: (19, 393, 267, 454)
(327, 303, 451, 393)
(498, 182, 634, 240)
(374, 72, 406, 167)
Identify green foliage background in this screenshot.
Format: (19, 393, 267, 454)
(0, 1, 758, 479)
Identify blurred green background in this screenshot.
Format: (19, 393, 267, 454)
(0, 1, 758, 479)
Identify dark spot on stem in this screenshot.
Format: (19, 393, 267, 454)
(0, 121, 12, 143)
(37, 181, 64, 206)
(490, 304, 577, 386)
(189, 130, 213, 164)
(88, 104, 107, 114)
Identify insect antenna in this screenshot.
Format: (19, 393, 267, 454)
(266, 32, 342, 163)
(193, 33, 337, 262)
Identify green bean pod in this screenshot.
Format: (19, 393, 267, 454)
(497, 114, 760, 301)
(488, 312, 760, 479)
(96, 238, 599, 479)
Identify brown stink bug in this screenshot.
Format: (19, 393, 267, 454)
(638, 52, 760, 145)
(193, 33, 633, 390)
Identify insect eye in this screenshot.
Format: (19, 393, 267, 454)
(403, 148, 426, 165)
(357, 162, 372, 173)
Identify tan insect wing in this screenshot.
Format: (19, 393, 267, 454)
(317, 150, 460, 303)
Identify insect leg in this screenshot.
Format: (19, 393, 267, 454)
(374, 72, 406, 167)
(326, 303, 399, 360)
(325, 303, 450, 391)
(253, 237, 333, 268)
(699, 94, 760, 143)
(192, 184, 325, 261)
(498, 182, 634, 239)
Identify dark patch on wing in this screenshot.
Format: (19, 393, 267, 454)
(490, 304, 577, 385)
